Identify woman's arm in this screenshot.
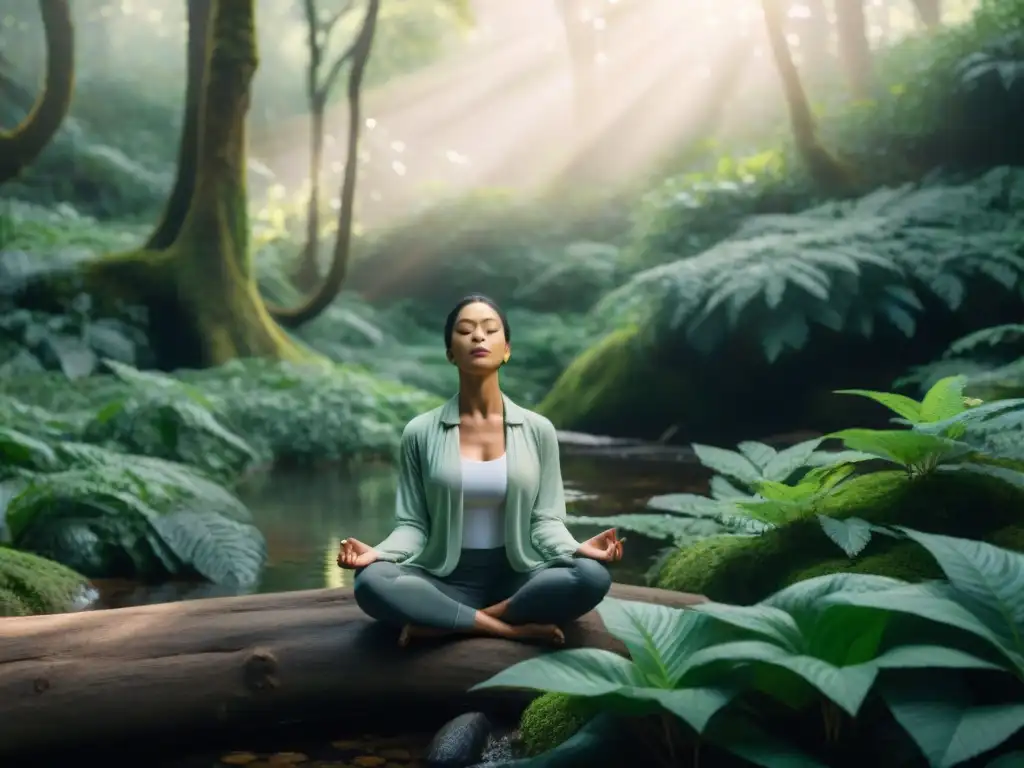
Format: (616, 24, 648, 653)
(530, 417, 583, 558)
(373, 422, 430, 562)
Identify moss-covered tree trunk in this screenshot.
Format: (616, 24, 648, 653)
(85, 0, 308, 368)
(0, 0, 74, 185)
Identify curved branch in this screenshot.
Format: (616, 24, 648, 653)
(266, 0, 379, 327)
(0, 0, 75, 186)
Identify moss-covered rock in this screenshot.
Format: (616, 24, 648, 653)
(656, 470, 1024, 603)
(536, 325, 690, 438)
(0, 546, 90, 616)
(518, 693, 594, 757)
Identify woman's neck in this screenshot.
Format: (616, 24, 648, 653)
(458, 372, 503, 418)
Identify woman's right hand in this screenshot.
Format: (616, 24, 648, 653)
(337, 538, 379, 569)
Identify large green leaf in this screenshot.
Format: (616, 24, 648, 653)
(150, 509, 265, 587)
(596, 598, 718, 687)
(628, 686, 737, 734)
(824, 581, 1021, 674)
(678, 639, 877, 716)
(689, 602, 803, 650)
(987, 753, 1024, 767)
(896, 527, 1024, 672)
(920, 376, 968, 423)
(471, 648, 644, 697)
(834, 388, 923, 422)
(692, 444, 763, 485)
(871, 644, 1006, 672)
(882, 677, 1024, 768)
(828, 428, 964, 468)
(761, 438, 823, 480)
(817, 515, 874, 557)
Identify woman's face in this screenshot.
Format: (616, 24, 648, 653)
(447, 301, 509, 374)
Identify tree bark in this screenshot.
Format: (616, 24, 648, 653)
(0, 0, 74, 185)
(0, 583, 707, 759)
(145, 0, 212, 250)
(762, 0, 851, 193)
(834, 0, 873, 98)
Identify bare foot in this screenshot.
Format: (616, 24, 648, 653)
(507, 623, 565, 646)
(398, 624, 457, 647)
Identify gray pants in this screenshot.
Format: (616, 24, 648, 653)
(353, 547, 612, 631)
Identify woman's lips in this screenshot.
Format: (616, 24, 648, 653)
(471, 349, 489, 357)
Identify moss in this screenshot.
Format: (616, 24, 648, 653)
(656, 470, 1024, 604)
(518, 693, 594, 757)
(0, 546, 90, 616)
(537, 326, 689, 439)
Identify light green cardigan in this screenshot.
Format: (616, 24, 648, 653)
(372, 393, 582, 576)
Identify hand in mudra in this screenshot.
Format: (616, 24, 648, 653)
(337, 538, 379, 569)
(577, 528, 624, 563)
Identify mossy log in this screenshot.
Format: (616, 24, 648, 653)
(657, 470, 1024, 604)
(0, 582, 706, 758)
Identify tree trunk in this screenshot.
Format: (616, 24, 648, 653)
(762, 0, 851, 193)
(83, 0, 309, 369)
(834, 0, 873, 98)
(911, 0, 942, 29)
(145, 0, 212, 250)
(0, 583, 707, 759)
(289, 102, 326, 292)
(0, 0, 74, 185)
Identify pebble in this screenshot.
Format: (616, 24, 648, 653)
(424, 712, 492, 768)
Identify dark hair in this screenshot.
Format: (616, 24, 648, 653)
(444, 294, 511, 349)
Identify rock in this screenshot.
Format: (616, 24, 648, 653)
(424, 712, 492, 768)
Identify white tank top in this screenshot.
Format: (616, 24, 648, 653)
(460, 455, 508, 550)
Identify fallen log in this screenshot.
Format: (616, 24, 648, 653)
(0, 582, 706, 758)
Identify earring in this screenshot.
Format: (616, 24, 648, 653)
(503, 353, 511, 363)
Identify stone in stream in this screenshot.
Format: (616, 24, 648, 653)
(424, 712, 493, 768)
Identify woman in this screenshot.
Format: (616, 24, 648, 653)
(338, 294, 624, 646)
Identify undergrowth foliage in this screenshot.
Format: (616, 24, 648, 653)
(0, 358, 439, 600)
(477, 528, 1024, 767)
(598, 168, 1024, 363)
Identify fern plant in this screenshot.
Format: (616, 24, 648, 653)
(898, 324, 1024, 399)
(595, 168, 1024, 362)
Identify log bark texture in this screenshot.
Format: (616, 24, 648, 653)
(0, 583, 706, 757)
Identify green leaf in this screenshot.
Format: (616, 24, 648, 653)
(596, 598, 716, 687)
(883, 677, 1024, 768)
(827, 428, 963, 468)
(895, 527, 1024, 669)
(817, 515, 875, 557)
(471, 648, 644, 696)
(824, 582, 1021, 674)
(920, 376, 969, 423)
(871, 644, 1005, 672)
(679, 639, 877, 717)
(149, 509, 265, 587)
(835, 388, 923, 422)
(692, 443, 762, 485)
(757, 480, 814, 502)
(690, 602, 803, 650)
(629, 686, 737, 734)
(762, 438, 824, 480)
(737, 441, 778, 470)
(709, 475, 750, 500)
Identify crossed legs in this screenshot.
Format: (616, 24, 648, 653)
(353, 557, 611, 646)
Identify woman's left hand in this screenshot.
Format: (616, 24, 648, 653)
(576, 528, 625, 563)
